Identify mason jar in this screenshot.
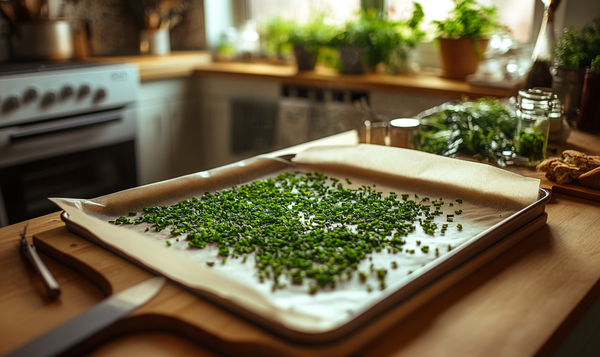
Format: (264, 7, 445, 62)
(514, 89, 553, 167)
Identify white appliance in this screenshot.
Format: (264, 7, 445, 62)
(0, 62, 140, 226)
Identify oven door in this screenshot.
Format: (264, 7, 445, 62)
(0, 107, 138, 226)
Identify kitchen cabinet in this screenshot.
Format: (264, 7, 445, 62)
(137, 77, 201, 185)
(197, 75, 280, 170)
(195, 73, 457, 170)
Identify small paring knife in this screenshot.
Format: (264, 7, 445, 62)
(5, 276, 166, 357)
(19, 223, 61, 300)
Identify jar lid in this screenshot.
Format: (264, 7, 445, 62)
(518, 88, 553, 101)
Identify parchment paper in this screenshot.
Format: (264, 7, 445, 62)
(50, 145, 541, 337)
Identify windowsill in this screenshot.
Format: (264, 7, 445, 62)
(84, 50, 517, 98)
(193, 62, 518, 98)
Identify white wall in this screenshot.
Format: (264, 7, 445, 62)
(557, 0, 600, 32)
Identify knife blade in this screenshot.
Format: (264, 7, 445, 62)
(5, 276, 166, 357)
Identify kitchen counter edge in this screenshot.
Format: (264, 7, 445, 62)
(87, 52, 517, 98)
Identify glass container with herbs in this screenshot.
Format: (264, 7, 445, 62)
(514, 89, 553, 166)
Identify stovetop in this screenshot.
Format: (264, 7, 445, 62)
(0, 61, 103, 76)
(0, 62, 139, 126)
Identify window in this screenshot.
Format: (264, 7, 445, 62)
(247, 0, 535, 43)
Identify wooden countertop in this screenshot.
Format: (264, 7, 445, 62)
(88, 51, 517, 98)
(1, 127, 600, 356)
(87, 51, 212, 82)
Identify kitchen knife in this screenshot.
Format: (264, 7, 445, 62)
(5, 276, 166, 357)
(20, 223, 61, 300)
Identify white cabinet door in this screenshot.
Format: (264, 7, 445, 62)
(197, 97, 232, 171)
(136, 101, 172, 185)
(169, 97, 202, 177)
(196, 76, 280, 171)
(137, 77, 202, 183)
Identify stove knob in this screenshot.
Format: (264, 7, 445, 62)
(2, 95, 20, 113)
(42, 90, 58, 108)
(23, 87, 39, 103)
(78, 84, 91, 99)
(94, 88, 107, 102)
(61, 85, 75, 100)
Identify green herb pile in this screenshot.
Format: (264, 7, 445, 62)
(111, 172, 463, 294)
(419, 98, 517, 162)
(516, 129, 545, 162)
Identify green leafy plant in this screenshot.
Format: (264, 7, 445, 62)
(287, 12, 337, 48)
(262, 16, 297, 58)
(552, 18, 600, 69)
(329, 3, 425, 70)
(263, 12, 338, 64)
(419, 98, 517, 162)
(432, 0, 500, 40)
(592, 55, 600, 71)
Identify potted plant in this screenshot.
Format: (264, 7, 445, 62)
(262, 16, 297, 61)
(329, 3, 425, 74)
(284, 13, 337, 71)
(329, 11, 374, 74)
(552, 18, 600, 123)
(432, 0, 501, 79)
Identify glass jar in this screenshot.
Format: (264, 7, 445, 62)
(514, 89, 553, 166)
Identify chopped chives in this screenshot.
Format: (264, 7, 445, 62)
(110, 171, 466, 294)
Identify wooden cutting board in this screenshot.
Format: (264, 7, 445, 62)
(29, 212, 547, 357)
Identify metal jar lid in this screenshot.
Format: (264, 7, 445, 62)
(389, 118, 421, 149)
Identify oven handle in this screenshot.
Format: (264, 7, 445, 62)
(9, 110, 123, 143)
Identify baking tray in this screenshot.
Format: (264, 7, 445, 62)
(53, 147, 550, 344)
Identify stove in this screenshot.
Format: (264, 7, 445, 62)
(0, 61, 102, 76)
(0, 61, 140, 226)
(0, 61, 138, 128)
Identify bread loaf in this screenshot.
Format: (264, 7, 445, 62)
(579, 166, 600, 189)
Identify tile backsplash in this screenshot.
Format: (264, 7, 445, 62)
(0, 0, 206, 58)
(81, 0, 206, 56)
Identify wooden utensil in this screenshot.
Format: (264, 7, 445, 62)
(144, 8, 160, 29)
(169, 13, 181, 29)
(46, 0, 60, 18)
(11, 0, 30, 21)
(25, 0, 40, 19)
(0, 1, 17, 23)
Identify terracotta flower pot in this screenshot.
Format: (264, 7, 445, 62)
(438, 38, 489, 79)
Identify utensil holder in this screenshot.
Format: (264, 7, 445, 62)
(140, 29, 170, 55)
